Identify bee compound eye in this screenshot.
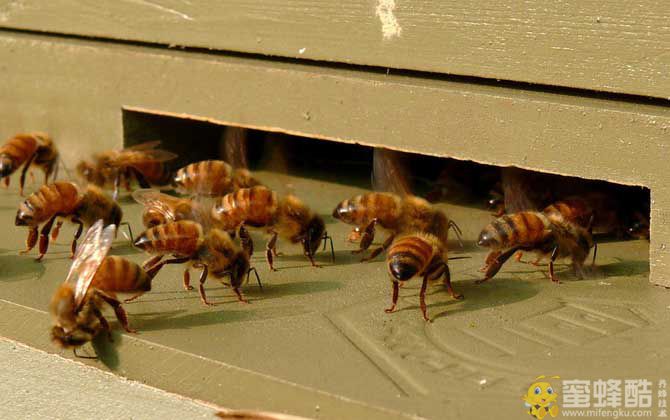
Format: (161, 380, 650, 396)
(535, 387, 542, 395)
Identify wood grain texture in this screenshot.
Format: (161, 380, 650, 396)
(0, 0, 668, 98)
(0, 31, 667, 286)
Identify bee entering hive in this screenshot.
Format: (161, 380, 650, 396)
(120, 108, 650, 298)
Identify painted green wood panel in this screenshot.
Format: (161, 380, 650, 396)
(0, 31, 668, 288)
(0, 0, 668, 98)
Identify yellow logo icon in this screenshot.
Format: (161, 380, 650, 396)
(523, 375, 560, 419)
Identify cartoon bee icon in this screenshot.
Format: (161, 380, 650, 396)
(523, 376, 560, 419)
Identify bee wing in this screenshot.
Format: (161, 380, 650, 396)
(139, 149, 178, 163)
(124, 140, 162, 151)
(132, 189, 178, 221)
(65, 220, 115, 310)
(372, 148, 411, 196)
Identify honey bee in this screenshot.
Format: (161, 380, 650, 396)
(332, 193, 462, 262)
(15, 181, 123, 260)
(133, 220, 261, 305)
(210, 186, 333, 271)
(385, 232, 463, 321)
(50, 221, 163, 356)
(174, 160, 261, 196)
(132, 189, 208, 228)
(76, 141, 177, 200)
(0, 132, 59, 195)
(476, 211, 595, 283)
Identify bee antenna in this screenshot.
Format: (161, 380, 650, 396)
(119, 222, 134, 243)
(449, 220, 464, 248)
(322, 232, 335, 262)
(247, 267, 262, 290)
(58, 156, 72, 181)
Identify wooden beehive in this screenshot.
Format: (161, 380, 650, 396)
(0, 2, 667, 419)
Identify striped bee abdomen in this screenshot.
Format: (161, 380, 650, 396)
(478, 211, 551, 249)
(174, 160, 233, 195)
(16, 181, 81, 226)
(212, 186, 276, 230)
(92, 256, 150, 293)
(332, 193, 401, 228)
(0, 134, 39, 167)
(134, 220, 203, 257)
(386, 235, 435, 281)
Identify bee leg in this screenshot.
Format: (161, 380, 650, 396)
(352, 218, 377, 255)
(548, 245, 560, 283)
(322, 232, 335, 262)
(384, 281, 400, 314)
(129, 167, 150, 189)
(442, 264, 463, 300)
(99, 294, 137, 333)
(265, 231, 279, 271)
(303, 244, 322, 268)
(196, 264, 215, 306)
(476, 246, 520, 284)
(514, 251, 524, 263)
(591, 241, 598, 267)
(19, 227, 38, 255)
(36, 214, 59, 261)
(361, 233, 395, 262)
(93, 306, 112, 342)
(51, 219, 64, 241)
(142, 255, 163, 271)
(233, 286, 249, 304)
(18, 153, 36, 196)
(238, 224, 254, 257)
(419, 276, 431, 322)
(2, 176, 8, 188)
(247, 267, 262, 290)
(183, 268, 194, 291)
(145, 256, 188, 281)
(479, 250, 501, 272)
(123, 292, 146, 303)
(70, 218, 84, 258)
(123, 170, 132, 192)
(347, 227, 362, 243)
(113, 172, 120, 201)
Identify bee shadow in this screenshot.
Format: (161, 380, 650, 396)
(265, 249, 376, 268)
(428, 277, 541, 321)
(597, 258, 649, 277)
(0, 254, 46, 281)
(131, 305, 309, 331)
(91, 331, 122, 370)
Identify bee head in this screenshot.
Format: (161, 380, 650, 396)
(0, 154, 14, 178)
(214, 251, 250, 288)
(76, 160, 95, 181)
(388, 256, 418, 282)
(477, 229, 499, 248)
(50, 326, 90, 349)
(332, 199, 355, 224)
(106, 202, 123, 228)
(304, 215, 325, 257)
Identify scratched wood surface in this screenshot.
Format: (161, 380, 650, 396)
(0, 0, 668, 98)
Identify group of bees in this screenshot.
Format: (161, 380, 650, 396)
(0, 132, 647, 357)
